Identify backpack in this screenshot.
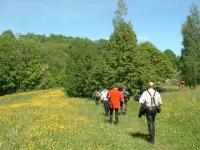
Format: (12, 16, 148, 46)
(147, 90, 161, 113)
(122, 90, 129, 98)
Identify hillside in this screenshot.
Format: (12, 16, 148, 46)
(0, 87, 199, 149)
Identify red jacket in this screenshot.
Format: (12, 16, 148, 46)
(108, 88, 124, 109)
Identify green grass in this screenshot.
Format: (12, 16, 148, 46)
(0, 87, 199, 150)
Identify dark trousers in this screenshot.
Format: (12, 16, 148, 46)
(146, 107, 157, 144)
(95, 97, 100, 105)
(103, 100, 109, 115)
(120, 99, 128, 114)
(109, 108, 119, 124)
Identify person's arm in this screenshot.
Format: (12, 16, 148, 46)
(158, 96, 162, 106)
(108, 91, 111, 101)
(127, 91, 130, 100)
(139, 91, 146, 104)
(100, 92, 103, 100)
(156, 92, 162, 106)
(120, 93, 125, 104)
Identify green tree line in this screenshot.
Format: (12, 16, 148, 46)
(2, 0, 199, 96)
(181, 4, 200, 88)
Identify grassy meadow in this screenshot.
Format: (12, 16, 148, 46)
(0, 87, 200, 150)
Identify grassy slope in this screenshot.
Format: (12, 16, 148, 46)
(0, 87, 199, 150)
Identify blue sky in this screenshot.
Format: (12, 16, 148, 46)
(0, 0, 199, 55)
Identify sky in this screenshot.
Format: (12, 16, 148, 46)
(0, 0, 199, 56)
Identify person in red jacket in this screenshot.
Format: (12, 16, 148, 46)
(108, 86, 124, 124)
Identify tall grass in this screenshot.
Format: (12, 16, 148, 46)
(0, 87, 199, 149)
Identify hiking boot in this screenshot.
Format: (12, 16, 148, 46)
(114, 121, 118, 125)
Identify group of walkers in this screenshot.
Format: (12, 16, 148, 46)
(93, 85, 130, 121)
(92, 82, 162, 144)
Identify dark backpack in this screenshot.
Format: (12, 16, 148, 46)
(122, 90, 129, 98)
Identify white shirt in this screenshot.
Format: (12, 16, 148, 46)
(139, 88, 162, 107)
(100, 89, 109, 101)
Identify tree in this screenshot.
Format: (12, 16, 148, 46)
(113, 0, 128, 27)
(93, 39, 108, 55)
(104, 21, 137, 89)
(16, 38, 46, 90)
(0, 30, 19, 95)
(134, 42, 174, 82)
(65, 38, 95, 97)
(181, 4, 200, 87)
(181, 56, 197, 88)
(163, 49, 178, 70)
(103, 7, 138, 91)
(0, 31, 54, 95)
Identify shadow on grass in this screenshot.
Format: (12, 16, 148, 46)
(128, 132, 149, 142)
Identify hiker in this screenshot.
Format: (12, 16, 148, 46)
(120, 85, 130, 114)
(92, 90, 97, 100)
(92, 90, 101, 105)
(100, 88, 109, 116)
(108, 86, 124, 124)
(138, 82, 162, 144)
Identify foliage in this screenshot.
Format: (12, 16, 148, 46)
(89, 0, 174, 95)
(0, 30, 21, 94)
(163, 49, 178, 70)
(104, 21, 137, 90)
(181, 4, 200, 87)
(0, 0, 176, 97)
(64, 0, 174, 96)
(113, 0, 128, 27)
(131, 42, 174, 92)
(65, 38, 95, 97)
(19, 33, 71, 88)
(0, 31, 77, 95)
(93, 39, 108, 55)
(16, 38, 46, 90)
(91, 21, 174, 95)
(181, 56, 197, 88)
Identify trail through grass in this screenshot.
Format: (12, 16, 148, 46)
(0, 87, 199, 149)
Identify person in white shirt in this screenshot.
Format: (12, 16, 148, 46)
(100, 89, 109, 116)
(139, 82, 162, 144)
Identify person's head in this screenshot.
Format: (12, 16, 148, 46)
(148, 82, 155, 89)
(113, 86, 118, 90)
(112, 83, 118, 89)
(122, 85, 127, 90)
